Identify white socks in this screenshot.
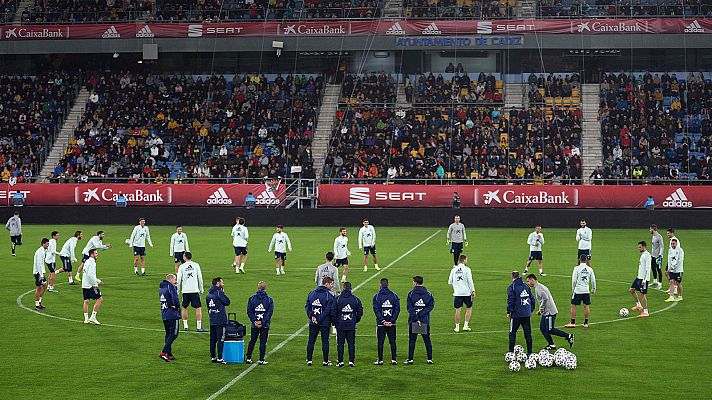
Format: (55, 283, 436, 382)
(90, 311, 97, 319)
(280, 267, 285, 274)
(35, 300, 40, 306)
(463, 321, 469, 329)
(183, 319, 189, 329)
(455, 323, 460, 330)
(141, 268, 145, 274)
(636, 302, 642, 308)
(197, 320, 202, 330)
(84, 313, 89, 321)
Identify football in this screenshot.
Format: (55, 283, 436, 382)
(620, 308, 630, 317)
(525, 358, 537, 369)
(516, 352, 528, 362)
(513, 345, 524, 354)
(504, 352, 515, 362)
(508, 361, 521, 372)
(539, 354, 554, 367)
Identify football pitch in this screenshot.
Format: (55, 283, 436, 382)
(4, 224, 710, 399)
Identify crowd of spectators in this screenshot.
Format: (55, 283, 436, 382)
(52, 72, 321, 183)
(407, 72, 503, 104)
(22, 0, 381, 23)
(0, 72, 77, 184)
(527, 73, 580, 103)
(537, 0, 712, 18)
(322, 103, 582, 183)
(404, 0, 513, 19)
(598, 71, 712, 183)
(340, 73, 397, 105)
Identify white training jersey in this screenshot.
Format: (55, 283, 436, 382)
(637, 250, 651, 281)
(130, 225, 153, 248)
(59, 237, 79, 261)
(268, 232, 292, 253)
(169, 232, 190, 254)
(334, 235, 350, 260)
(448, 263, 475, 296)
(82, 235, 109, 256)
(231, 224, 249, 247)
(447, 223, 467, 243)
(6, 215, 22, 236)
(576, 227, 592, 250)
(81, 258, 100, 288)
(571, 263, 597, 295)
(177, 261, 203, 294)
(667, 246, 684, 273)
(527, 232, 545, 251)
(358, 225, 376, 248)
(45, 238, 59, 264)
(33, 247, 47, 275)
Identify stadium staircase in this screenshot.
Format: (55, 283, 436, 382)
(12, 0, 33, 24)
(38, 87, 91, 181)
(580, 83, 602, 183)
(396, 83, 412, 108)
(504, 82, 528, 109)
(515, 0, 537, 18)
(383, 0, 403, 18)
(313, 84, 341, 180)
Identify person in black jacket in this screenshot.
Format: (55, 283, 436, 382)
(405, 276, 435, 365)
(372, 278, 400, 365)
(246, 281, 274, 365)
(332, 281, 363, 367)
(206, 277, 231, 364)
(507, 271, 536, 355)
(159, 274, 180, 362)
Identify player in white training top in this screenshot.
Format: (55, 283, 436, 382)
(334, 228, 351, 283)
(45, 231, 61, 293)
(358, 218, 379, 272)
(75, 231, 111, 280)
(129, 217, 153, 276)
(629, 241, 652, 318)
(575, 219, 592, 266)
(524, 225, 545, 276)
(169, 225, 190, 273)
(268, 225, 292, 275)
(58, 230, 82, 285)
(231, 217, 249, 274)
(448, 254, 475, 332)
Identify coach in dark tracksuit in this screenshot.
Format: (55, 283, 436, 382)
(306, 277, 336, 366)
(206, 277, 231, 363)
(159, 274, 180, 362)
(333, 281, 363, 367)
(406, 276, 435, 364)
(372, 278, 400, 364)
(507, 271, 535, 355)
(246, 281, 274, 364)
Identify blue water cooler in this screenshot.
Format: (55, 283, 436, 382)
(223, 340, 245, 364)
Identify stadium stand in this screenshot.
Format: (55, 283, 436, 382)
(599, 71, 712, 183)
(403, 0, 514, 19)
(409, 72, 504, 104)
(322, 102, 582, 184)
(51, 72, 322, 183)
(0, 73, 79, 183)
(537, 0, 711, 18)
(340, 73, 397, 105)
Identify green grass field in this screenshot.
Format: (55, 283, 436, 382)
(4, 224, 710, 399)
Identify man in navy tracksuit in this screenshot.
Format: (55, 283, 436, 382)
(507, 271, 535, 355)
(206, 277, 231, 364)
(246, 281, 274, 365)
(159, 274, 181, 362)
(306, 276, 336, 366)
(405, 276, 435, 365)
(332, 281, 363, 367)
(372, 278, 400, 365)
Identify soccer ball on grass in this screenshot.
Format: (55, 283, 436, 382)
(619, 308, 630, 318)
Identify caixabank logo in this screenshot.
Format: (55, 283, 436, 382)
(475, 188, 578, 206)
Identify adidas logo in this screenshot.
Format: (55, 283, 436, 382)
(102, 25, 120, 39)
(382, 300, 392, 307)
(255, 303, 266, 312)
(385, 22, 405, 35)
(520, 290, 530, 298)
(312, 299, 322, 307)
(160, 294, 166, 301)
(421, 22, 441, 35)
(207, 187, 233, 205)
(136, 25, 155, 38)
(684, 20, 705, 33)
(342, 304, 353, 312)
(414, 299, 425, 307)
(208, 299, 215, 307)
(256, 189, 279, 205)
(662, 188, 693, 208)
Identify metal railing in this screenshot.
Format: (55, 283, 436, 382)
(318, 176, 712, 185)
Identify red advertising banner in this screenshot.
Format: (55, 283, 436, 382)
(317, 184, 712, 208)
(0, 19, 710, 40)
(0, 183, 285, 207)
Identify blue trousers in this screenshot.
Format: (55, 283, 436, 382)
(509, 316, 532, 354)
(210, 324, 226, 359)
(336, 329, 356, 363)
(540, 314, 569, 345)
(246, 326, 269, 361)
(306, 324, 330, 362)
(162, 319, 180, 355)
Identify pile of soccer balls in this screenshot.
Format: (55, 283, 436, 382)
(505, 345, 577, 372)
